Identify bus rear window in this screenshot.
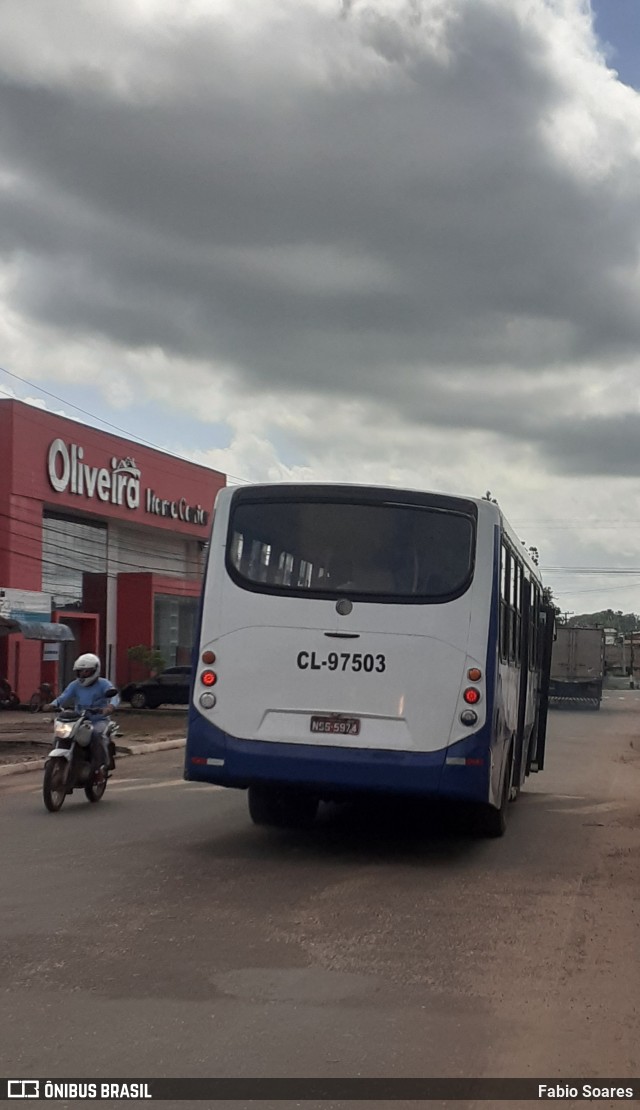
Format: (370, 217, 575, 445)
(227, 499, 475, 601)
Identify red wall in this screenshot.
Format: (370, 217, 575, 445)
(0, 399, 226, 702)
(0, 405, 43, 591)
(5, 399, 224, 537)
(0, 404, 43, 698)
(116, 572, 201, 685)
(83, 573, 108, 666)
(117, 574, 155, 684)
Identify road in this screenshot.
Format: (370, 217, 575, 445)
(0, 693, 639, 1108)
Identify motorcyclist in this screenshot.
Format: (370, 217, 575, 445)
(45, 654, 120, 781)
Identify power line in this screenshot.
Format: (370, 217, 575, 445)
(0, 505, 209, 578)
(0, 539, 203, 587)
(543, 567, 640, 575)
(3, 528, 638, 608)
(5, 503, 640, 582)
(513, 518, 640, 526)
(5, 368, 640, 542)
(0, 508, 208, 574)
(0, 535, 203, 582)
(0, 365, 250, 486)
(0, 384, 228, 497)
(562, 581, 640, 596)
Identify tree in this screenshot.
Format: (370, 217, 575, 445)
(567, 611, 640, 634)
(127, 644, 165, 677)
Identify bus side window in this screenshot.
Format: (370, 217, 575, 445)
(508, 555, 516, 662)
(501, 544, 525, 665)
(529, 584, 539, 671)
(500, 544, 510, 662)
(513, 561, 523, 663)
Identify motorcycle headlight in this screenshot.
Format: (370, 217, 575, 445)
(54, 723, 73, 739)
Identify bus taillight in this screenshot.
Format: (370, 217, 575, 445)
(463, 687, 481, 704)
(202, 650, 216, 664)
(201, 670, 217, 686)
(467, 667, 482, 681)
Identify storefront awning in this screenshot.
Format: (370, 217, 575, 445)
(0, 618, 75, 641)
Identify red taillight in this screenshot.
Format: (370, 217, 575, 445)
(463, 687, 480, 704)
(467, 667, 482, 681)
(202, 650, 216, 664)
(201, 670, 217, 687)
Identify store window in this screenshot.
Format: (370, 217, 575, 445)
(153, 594, 198, 668)
(42, 513, 107, 609)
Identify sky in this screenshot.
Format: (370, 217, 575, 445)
(1, 0, 640, 617)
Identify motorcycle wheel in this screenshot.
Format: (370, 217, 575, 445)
(84, 774, 107, 803)
(43, 759, 68, 812)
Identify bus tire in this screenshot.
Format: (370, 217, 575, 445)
(476, 747, 512, 839)
(248, 785, 318, 829)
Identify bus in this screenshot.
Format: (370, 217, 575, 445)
(185, 483, 554, 837)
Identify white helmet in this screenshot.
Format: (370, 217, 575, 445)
(73, 652, 101, 687)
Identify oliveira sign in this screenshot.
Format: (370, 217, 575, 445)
(47, 439, 209, 526)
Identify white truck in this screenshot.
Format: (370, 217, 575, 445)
(548, 625, 605, 709)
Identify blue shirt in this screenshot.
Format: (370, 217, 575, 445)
(53, 678, 120, 720)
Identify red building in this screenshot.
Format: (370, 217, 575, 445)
(0, 398, 225, 702)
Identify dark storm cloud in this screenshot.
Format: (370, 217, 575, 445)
(532, 412, 640, 477)
(1, 0, 640, 473)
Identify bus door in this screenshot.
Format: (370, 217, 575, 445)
(528, 603, 556, 772)
(515, 576, 532, 784)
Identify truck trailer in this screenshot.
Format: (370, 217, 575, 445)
(548, 625, 605, 709)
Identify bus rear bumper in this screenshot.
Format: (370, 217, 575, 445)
(185, 712, 491, 804)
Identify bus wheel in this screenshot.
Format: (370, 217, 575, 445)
(248, 785, 318, 829)
(476, 750, 512, 839)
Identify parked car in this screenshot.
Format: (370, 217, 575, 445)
(120, 666, 192, 709)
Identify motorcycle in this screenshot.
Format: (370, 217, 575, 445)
(28, 681, 54, 713)
(0, 677, 20, 710)
(43, 695, 119, 813)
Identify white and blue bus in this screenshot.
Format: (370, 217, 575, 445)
(185, 483, 554, 837)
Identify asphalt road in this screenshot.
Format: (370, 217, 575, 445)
(1, 693, 639, 1109)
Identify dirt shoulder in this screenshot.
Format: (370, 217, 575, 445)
(0, 707, 187, 766)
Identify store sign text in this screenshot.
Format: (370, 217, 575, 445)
(145, 489, 208, 525)
(47, 439, 209, 526)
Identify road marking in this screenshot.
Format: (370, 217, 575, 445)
(548, 800, 625, 814)
(0, 775, 223, 796)
(109, 778, 223, 792)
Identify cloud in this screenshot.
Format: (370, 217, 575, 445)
(3, 0, 640, 382)
(2, 0, 640, 610)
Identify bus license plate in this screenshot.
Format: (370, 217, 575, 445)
(310, 716, 360, 736)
